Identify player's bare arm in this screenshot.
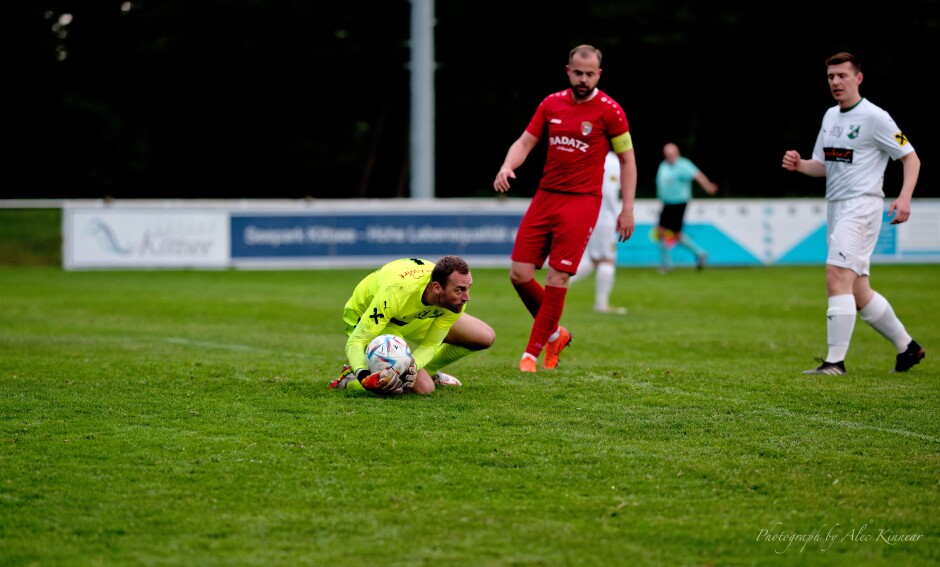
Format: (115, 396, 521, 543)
(781, 150, 826, 177)
(616, 149, 637, 241)
(888, 152, 921, 224)
(494, 132, 539, 192)
(695, 172, 719, 195)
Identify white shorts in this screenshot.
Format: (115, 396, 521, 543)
(826, 196, 882, 276)
(583, 221, 618, 262)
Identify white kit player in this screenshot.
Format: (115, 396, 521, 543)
(570, 150, 628, 315)
(782, 51, 924, 375)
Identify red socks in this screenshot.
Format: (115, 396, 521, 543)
(525, 285, 566, 357)
(513, 278, 544, 318)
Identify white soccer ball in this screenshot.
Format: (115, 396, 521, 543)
(365, 334, 412, 375)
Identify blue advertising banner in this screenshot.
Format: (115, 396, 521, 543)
(230, 211, 523, 267)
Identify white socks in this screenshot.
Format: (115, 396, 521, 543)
(826, 294, 856, 362)
(860, 292, 912, 352)
(594, 263, 615, 310)
(826, 291, 912, 362)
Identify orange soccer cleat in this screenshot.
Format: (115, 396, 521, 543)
(542, 326, 572, 369)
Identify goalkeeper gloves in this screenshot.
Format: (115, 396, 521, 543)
(400, 358, 417, 391)
(356, 367, 404, 395)
(329, 364, 408, 395)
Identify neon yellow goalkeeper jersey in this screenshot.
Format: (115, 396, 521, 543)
(343, 258, 464, 373)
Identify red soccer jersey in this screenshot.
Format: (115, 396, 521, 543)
(525, 88, 629, 195)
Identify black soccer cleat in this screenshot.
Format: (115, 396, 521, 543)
(893, 340, 925, 373)
(696, 253, 707, 271)
(802, 359, 846, 376)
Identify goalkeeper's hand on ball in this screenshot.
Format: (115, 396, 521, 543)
(357, 367, 404, 395)
(400, 358, 417, 392)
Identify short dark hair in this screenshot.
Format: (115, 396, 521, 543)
(826, 51, 860, 73)
(569, 44, 603, 66)
(432, 255, 469, 287)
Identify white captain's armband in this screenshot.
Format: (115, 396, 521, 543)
(610, 132, 633, 154)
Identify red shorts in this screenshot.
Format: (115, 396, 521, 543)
(512, 189, 601, 274)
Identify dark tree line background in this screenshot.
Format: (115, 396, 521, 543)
(6, 1, 939, 201)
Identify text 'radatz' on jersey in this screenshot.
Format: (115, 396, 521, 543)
(824, 147, 854, 164)
(549, 135, 589, 153)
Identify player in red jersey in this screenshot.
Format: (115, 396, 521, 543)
(493, 44, 637, 372)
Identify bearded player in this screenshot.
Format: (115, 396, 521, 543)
(493, 44, 637, 372)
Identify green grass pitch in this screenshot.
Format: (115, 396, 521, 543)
(1, 264, 937, 566)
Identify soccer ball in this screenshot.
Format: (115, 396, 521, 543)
(365, 334, 412, 375)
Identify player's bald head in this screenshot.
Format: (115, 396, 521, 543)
(569, 44, 602, 66)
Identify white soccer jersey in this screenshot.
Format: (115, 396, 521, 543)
(583, 151, 621, 260)
(596, 151, 622, 230)
(811, 98, 914, 201)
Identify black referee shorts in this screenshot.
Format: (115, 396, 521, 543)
(658, 202, 688, 234)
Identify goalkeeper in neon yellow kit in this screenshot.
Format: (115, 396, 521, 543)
(330, 256, 496, 395)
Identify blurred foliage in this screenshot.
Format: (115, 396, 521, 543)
(0, 209, 61, 265)
(5, 1, 938, 200)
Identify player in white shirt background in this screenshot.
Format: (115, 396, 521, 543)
(570, 150, 628, 315)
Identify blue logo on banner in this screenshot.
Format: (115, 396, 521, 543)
(86, 218, 133, 256)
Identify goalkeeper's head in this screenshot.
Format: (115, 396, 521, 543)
(430, 256, 472, 313)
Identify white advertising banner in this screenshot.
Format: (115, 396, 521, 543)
(58, 198, 940, 269)
(64, 208, 230, 269)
